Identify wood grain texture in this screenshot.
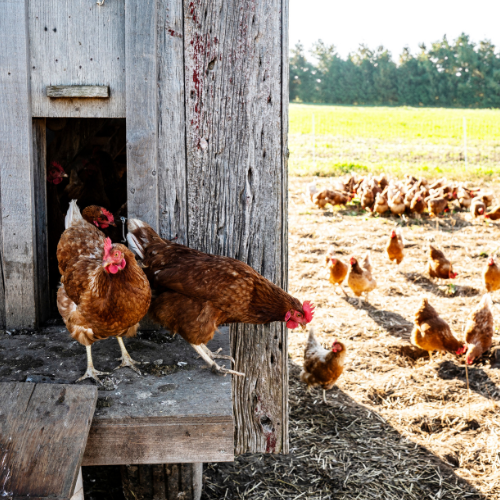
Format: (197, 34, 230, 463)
(157, 0, 188, 244)
(29, 0, 125, 118)
(280, 0, 290, 454)
(126, 0, 159, 229)
(32, 119, 50, 325)
(46, 86, 109, 98)
(0, 326, 234, 465)
(183, 0, 288, 454)
(0, 0, 37, 329)
(0, 382, 97, 499)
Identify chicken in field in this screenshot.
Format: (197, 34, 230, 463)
(427, 197, 449, 217)
(127, 219, 314, 376)
(412, 298, 466, 362)
(325, 250, 348, 295)
(427, 244, 458, 282)
(57, 201, 151, 383)
(347, 254, 377, 307)
(470, 197, 486, 218)
(360, 186, 375, 212)
(388, 189, 405, 216)
(300, 329, 346, 404)
(312, 189, 350, 209)
(479, 191, 494, 208)
(386, 228, 404, 266)
(410, 193, 426, 215)
(464, 294, 494, 364)
(483, 255, 500, 293)
(485, 205, 500, 221)
(305, 182, 318, 203)
(404, 185, 418, 210)
(457, 186, 472, 209)
(373, 190, 389, 214)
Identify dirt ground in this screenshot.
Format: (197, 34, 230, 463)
(203, 176, 500, 500)
(85, 176, 500, 499)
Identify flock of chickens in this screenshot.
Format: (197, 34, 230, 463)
(308, 173, 500, 219)
(47, 159, 499, 410)
(297, 174, 500, 404)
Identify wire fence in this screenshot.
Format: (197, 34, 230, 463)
(289, 105, 500, 179)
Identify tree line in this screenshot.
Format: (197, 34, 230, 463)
(290, 34, 500, 108)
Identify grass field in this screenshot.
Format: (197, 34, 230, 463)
(289, 104, 500, 181)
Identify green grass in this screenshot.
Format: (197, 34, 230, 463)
(289, 104, 500, 181)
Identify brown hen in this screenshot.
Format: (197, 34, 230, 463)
(411, 298, 466, 362)
(300, 329, 346, 404)
(57, 201, 151, 383)
(464, 294, 494, 364)
(127, 219, 314, 376)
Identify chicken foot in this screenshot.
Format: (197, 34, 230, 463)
(191, 344, 245, 377)
(114, 337, 142, 375)
(200, 344, 235, 364)
(77, 345, 111, 384)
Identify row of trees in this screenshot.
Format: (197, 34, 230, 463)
(290, 34, 500, 107)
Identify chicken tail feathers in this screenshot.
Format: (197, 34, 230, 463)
(127, 218, 162, 259)
(64, 200, 82, 229)
(127, 232, 144, 259)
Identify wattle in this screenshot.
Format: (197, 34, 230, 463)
(286, 319, 299, 329)
(108, 264, 119, 274)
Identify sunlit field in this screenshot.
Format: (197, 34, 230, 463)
(289, 104, 500, 181)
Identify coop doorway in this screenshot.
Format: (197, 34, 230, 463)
(44, 118, 127, 319)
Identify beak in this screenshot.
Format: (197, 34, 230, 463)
(62, 173, 68, 178)
(110, 221, 117, 227)
(300, 324, 307, 332)
(102, 260, 111, 268)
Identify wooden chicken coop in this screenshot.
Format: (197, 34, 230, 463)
(0, 0, 289, 497)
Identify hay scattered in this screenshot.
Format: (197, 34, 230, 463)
(204, 177, 500, 499)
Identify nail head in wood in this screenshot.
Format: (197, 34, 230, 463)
(46, 85, 109, 98)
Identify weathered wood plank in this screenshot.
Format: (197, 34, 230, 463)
(0, 171, 4, 330)
(29, 0, 125, 118)
(0, 382, 97, 499)
(280, 0, 290, 455)
(0, 0, 37, 329)
(125, 0, 159, 229)
(0, 326, 234, 465)
(47, 86, 109, 98)
(183, 0, 287, 453)
(157, 0, 188, 244)
(32, 119, 51, 325)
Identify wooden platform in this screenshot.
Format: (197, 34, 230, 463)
(0, 326, 234, 466)
(0, 382, 97, 499)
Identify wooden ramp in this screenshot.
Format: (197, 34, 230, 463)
(0, 383, 97, 500)
(0, 326, 234, 466)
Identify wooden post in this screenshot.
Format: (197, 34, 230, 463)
(32, 118, 51, 325)
(125, 0, 159, 230)
(0, 0, 38, 329)
(183, 0, 289, 453)
(157, 0, 188, 244)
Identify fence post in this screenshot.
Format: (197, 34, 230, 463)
(463, 116, 468, 170)
(312, 112, 315, 169)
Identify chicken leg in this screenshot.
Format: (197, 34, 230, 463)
(191, 344, 244, 377)
(200, 343, 235, 363)
(77, 345, 111, 384)
(114, 337, 142, 375)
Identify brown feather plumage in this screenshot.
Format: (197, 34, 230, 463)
(129, 222, 309, 345)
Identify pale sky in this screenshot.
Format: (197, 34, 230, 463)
(290, 0, 500, 59)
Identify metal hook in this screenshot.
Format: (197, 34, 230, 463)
(96, 0, 105, 6)
(120, 216, 127, 243)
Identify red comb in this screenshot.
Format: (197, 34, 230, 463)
(101, 207, 115, 223)
(303, 301, 315, 323)
(50, 161, 63, 171)
(103, 237, 113, 257)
